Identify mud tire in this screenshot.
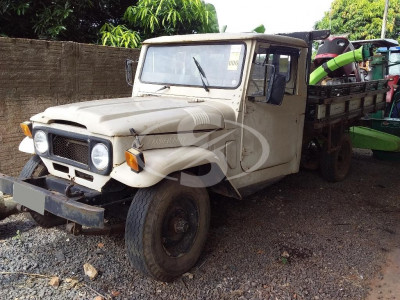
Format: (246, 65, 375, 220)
(125, 173, 210, 282)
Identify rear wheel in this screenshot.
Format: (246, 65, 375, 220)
(125, 173, 210, 281)
(19, 155, 66, 228)
(320, 133, 352, 182)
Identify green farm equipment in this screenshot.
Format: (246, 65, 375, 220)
(311, 37, 400, 160)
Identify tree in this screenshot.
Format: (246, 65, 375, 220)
(100, 0, 219, 48)
(100, 23, 141, 48)
(60, 0, 136, 43)
(314, 0, 400, 41)
(0, 0, 135, 42)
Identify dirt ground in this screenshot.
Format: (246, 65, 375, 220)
(1, 150, 400, 299)
(367, 248, 400, 300)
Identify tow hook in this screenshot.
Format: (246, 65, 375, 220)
(65, 222, 125, 236)
(66, 222, 82, 235)
(65, 184, 84, 198)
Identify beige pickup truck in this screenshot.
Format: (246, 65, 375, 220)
(0, 31, 387, 281)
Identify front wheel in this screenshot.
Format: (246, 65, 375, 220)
(320, 133, 352, 182)
(125, 173, 210, 282)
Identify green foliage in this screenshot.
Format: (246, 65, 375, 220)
(0, 0, 218, 48)
(12, 230, 22, 241)
(101, 0, 219, 48)
(219, 24, 266, 33)
(253, 24, 266, 33)
(60, 0, 135, 42)
(0, 0, 134, 42)
(100, 24, 141, 48)
(315, 0, 400, 41)
(123, 0, 219, 37)
(0, 0, 73, 39)
(32, 2, 73, 39)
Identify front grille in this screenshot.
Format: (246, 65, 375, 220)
(52, 135, 89, 165)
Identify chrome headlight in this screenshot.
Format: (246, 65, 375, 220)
(33, 130, 49, 154)
(91, 143, 109, 170)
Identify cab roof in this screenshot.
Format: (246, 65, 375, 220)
(143, 33, 308, 48)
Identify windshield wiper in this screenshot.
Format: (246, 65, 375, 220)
(192, 57, 209, 92)
(155, 85, 170, 92)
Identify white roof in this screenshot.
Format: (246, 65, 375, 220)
(143, 33, 308, 48)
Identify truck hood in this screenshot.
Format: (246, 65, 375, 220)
(31, 97, 235, 136)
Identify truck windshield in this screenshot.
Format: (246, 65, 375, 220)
(140, 43, 246, 89)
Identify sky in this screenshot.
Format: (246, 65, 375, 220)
(206, 0, 334, 34)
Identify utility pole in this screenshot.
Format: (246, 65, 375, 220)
(381, 0, 389, 38)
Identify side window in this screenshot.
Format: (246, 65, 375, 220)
(269, 48, 298, 95)
(247, 52, 268, 97)
(247, 46, 298, 102)
(274, 54, 291, 81)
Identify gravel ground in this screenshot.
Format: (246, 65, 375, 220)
(1, 150, 400, 300)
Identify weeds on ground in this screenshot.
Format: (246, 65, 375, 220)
(12, 230, 22, 241)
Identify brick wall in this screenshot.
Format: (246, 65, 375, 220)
(0, 37, 140, 176)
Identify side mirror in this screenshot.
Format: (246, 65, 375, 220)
(125, 59, 136, 86)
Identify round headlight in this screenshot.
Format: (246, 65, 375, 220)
(91, 143, 109, 170)
(33, 130, 49, 154)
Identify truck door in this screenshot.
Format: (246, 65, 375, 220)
(240, 45, 305, 173)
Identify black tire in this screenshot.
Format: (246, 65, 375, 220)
(320, 134, 352, 182)
(125, 173, 210, 282)
(19, 155, 66, 228)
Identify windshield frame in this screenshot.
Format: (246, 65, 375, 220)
(139, 42, 247, 90)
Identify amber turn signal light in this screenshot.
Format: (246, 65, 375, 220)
(20, 121, 33, 138)
(125, 148, 145, 173)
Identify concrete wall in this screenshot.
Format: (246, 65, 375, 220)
(0, 37, 140, 176)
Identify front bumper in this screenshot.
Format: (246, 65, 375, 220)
(0, 173, 104, 228)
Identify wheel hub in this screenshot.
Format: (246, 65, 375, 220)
(173, 218, 189, 233)
(161, 199, 199, 257)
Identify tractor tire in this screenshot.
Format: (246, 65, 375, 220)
(125, 173, 210, 282)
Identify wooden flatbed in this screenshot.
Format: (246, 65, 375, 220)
(306, 79, 388, 129)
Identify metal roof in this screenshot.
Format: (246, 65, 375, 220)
(351, 38, 399, 48)
(143, 33, 308, 48)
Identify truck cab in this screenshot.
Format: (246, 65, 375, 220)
(127, 33, 308, 194)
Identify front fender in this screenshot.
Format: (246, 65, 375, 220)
(110, 147, 228, 188)
(18, 137, 35, 154)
